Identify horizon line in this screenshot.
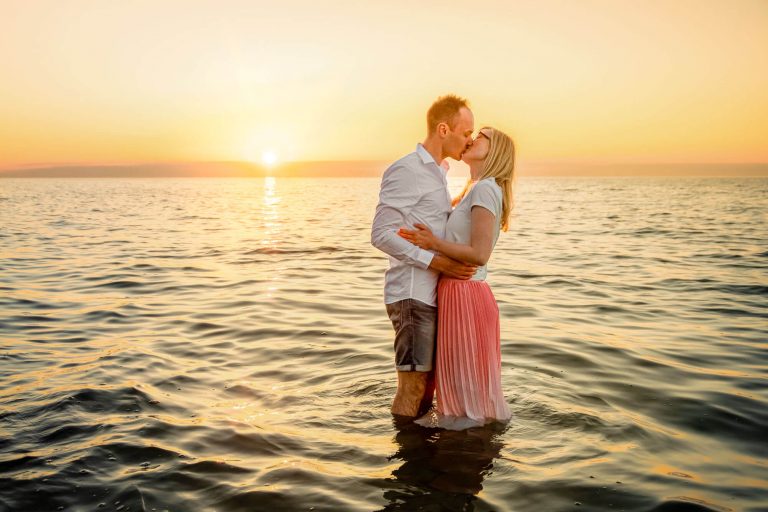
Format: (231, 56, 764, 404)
(1, 160, 768, 179)
(3, 158, 768, 171)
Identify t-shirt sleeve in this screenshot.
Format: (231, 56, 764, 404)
(469, 180, 502, 218)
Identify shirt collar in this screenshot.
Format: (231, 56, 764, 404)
(416, 143, 439, 167)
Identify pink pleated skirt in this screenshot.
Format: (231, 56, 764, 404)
(416, 277, 512, 430)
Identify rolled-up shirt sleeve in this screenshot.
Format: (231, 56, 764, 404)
(371, 165, 435, 269)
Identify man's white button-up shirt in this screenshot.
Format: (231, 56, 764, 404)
(371, 144, 452, 306)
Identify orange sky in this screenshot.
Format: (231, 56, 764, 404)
(1, 0, 767, 170)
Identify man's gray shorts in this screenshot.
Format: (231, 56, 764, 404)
(385, 298, 437, 372)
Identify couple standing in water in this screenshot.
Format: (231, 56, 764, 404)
(371, 95, 515, 430)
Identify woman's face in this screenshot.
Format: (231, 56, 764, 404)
(461, 129, 491, 164)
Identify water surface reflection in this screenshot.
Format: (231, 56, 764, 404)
(1, 177, 766, 511)
(381, 418, 506, 511)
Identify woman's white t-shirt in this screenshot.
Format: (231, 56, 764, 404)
(444, 178, 503, 281)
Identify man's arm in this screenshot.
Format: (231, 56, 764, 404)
(370, 166, 435, 269)
(429, 253, 476, 280)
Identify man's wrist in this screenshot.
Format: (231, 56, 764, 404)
(417, 249, 435, 269)
(428, 253, 444, 272)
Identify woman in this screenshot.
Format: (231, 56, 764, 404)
(398, 126, 515, 430)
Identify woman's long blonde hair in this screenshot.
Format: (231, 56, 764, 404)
(452, 127, 516, 231)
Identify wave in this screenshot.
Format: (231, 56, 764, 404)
(1, 177, 765, 511)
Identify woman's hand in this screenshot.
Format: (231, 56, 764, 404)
(397, 223, 438, 251)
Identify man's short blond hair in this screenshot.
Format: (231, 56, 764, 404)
(427, 94, 469, 134)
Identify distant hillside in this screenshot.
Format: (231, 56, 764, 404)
(1, 161, 766, 178)
(520, 162, 768, 177)
(0, 161, 389, 178)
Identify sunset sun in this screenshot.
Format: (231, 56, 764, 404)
(261, 151, 278, 167)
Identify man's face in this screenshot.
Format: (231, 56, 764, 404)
(443, 107, 475, 160)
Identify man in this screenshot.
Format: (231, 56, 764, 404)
(371, 95, 477, 418)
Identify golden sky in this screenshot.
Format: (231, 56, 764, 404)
(1, 0, 767, 169)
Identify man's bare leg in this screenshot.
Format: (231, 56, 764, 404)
(391, 371, 427, 417)
(417, 370, 435, 416)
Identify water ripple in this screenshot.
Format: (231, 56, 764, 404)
(1, 176, 766, 511)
